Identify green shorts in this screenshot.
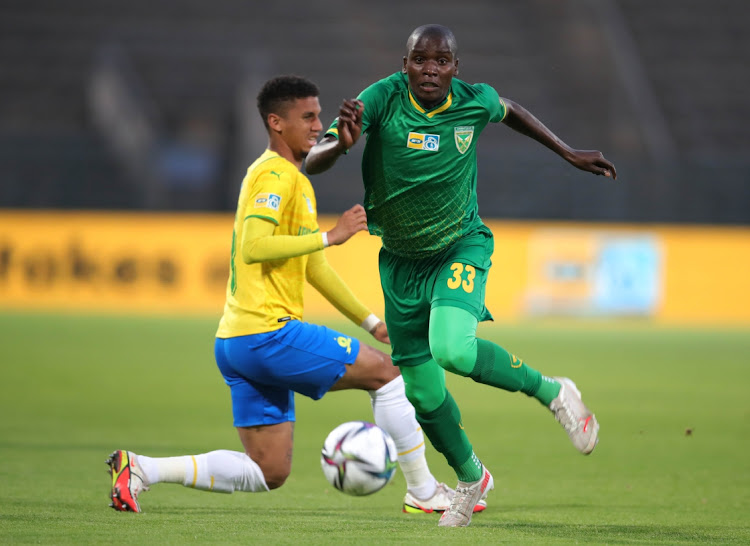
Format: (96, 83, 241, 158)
(378, 223, 494, 367)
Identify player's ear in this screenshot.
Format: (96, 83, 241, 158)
(402, 56, 407, 73)
(267, 113, 282, 133)
(454, 58, 459, 76)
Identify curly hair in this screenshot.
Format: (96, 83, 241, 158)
(257, 75, 320, 129)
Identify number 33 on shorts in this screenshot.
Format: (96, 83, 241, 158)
(446, 263, 475, 293)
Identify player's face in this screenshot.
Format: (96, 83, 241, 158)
(280, 96, 323, 160)
(403, 33, 458, 109)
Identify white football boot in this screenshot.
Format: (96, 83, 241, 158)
(403, 481, 487, 514)
(438, 466, 494, 527)
(549, 377, 600, 454)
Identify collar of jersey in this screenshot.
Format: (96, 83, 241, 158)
(408, 90, 453, 118)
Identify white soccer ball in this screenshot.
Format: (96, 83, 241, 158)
(320, 421, 398, 496)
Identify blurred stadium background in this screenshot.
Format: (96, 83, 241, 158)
(1, 3, 749, 542)
(0, 0, 749, 323)
(2, 0, 748, 220)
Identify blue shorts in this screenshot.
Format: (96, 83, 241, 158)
(214, 320, 360, 427)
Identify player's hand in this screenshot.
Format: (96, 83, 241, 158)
(327, 204, 368, 245)
(567, 149, 617, 180)
(370, 321, 390, 345)
(336, 99, 364, 152)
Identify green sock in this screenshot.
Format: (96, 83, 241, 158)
(536, 375, 562, 407)
(414, 391, 482, 482)
(455, 451, 484, 483)
(470, 339, 561, 406)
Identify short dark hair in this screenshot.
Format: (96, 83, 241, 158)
(257, 75, 320, 129)
(406, 24, 458, 57)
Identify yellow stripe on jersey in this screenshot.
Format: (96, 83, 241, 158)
(408, 90, 453, 118)
(498, 97, 509, 122)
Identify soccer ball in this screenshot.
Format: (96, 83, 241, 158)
(320, 421, 398, 496)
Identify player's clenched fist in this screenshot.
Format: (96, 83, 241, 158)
(327, 204, 368, 246)
(336, 99, 364, 152)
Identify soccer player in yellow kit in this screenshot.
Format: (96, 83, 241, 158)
(106, 75, 484, 516)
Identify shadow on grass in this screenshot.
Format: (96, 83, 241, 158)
(469, 521, 748, 544)
(145, 506, 748, 543)
(4, 504, 747, 544)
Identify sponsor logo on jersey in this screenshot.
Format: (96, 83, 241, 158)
(454, 126, 474, 154)
(406, 132, 440, 151)
(254, 193, 282, 211)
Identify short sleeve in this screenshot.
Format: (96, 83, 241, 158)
(357, 79, 387, 134)
(243, 169, 294, 225)
(474, 83, 506, 123)
(325, 117, 341, 140)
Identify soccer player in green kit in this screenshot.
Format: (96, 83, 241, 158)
(306, 24, 617, 527)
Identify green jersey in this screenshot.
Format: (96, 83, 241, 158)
(326, 72, 506, 258)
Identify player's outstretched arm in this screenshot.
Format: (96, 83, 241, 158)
(241, 205, 366, 263)
(241, 217, 327, 263)
(305, 99, 363, 175)
(306, 249, 389, 344)
(501, 98, 617, 180)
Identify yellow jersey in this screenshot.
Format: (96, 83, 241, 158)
(216, 150, 322, 338)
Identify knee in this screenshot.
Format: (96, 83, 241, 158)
(258, 462, 291, 490)
(252, 452, 292, 490)
(356, 346, 399, 390)
(264, 470, 290, 490)
(430, 340, 475, 376)
(404, 380, 444, 414)
(371, 352, 399, 388)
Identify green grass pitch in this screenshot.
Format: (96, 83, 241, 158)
(0, 311, 748, 544)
